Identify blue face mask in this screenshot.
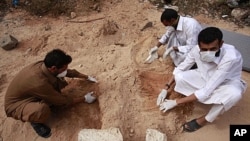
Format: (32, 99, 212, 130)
(200, 51, 217, 62)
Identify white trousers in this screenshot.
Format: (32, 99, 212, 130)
(205, 104, 225, 122)
(174, 70, 246, 122)
(165, 32, 186, 66)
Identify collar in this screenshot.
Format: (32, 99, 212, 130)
(42, 63, 57, 84)
(214, 45, 224, 64)
(176, 16, 183, 31)
(213, 55, 220, 64)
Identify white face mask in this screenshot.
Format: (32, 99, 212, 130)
(56, 70, 67, 78)
(200, 51, 216, 62)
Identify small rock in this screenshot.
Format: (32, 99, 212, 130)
(231, 8, 249, 20)
(164, 5, 179, 12)
(227, 0, 239, 8)
(71, 12, 77, 19)
(141, 21, 153, 31)
(0, 35, 18, 51)
(78, 32, 84, 36)
(92, 3, 100, 11)
(222, 15, 229, 18)
(25, 48, 32, 54)
(45, 24, 51, 31)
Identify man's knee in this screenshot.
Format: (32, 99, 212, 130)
(22, 102, 51, 123)
(174, 73, 184, 84)
(226, 87, 242, 105)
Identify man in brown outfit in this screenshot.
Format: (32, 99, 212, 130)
(4, 49, 98, 138)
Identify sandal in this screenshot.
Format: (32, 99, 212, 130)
(30, 122, 51, 138)
(182, 119, 202, 132)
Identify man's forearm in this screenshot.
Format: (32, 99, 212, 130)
(176, 94, 197, 105)
(72, 97, 85, 105)
(78, 73, 88, 79)
(156, 42, 163, 48)
(165, 75, 175, 90)
(67, 69, 88, 79)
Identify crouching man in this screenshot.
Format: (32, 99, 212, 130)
(4, 49, 98, 138)
(157, 27, 247, 132)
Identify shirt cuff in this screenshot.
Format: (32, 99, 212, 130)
(176, 46, 185, 53)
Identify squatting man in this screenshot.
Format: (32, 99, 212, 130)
(145, 8, 202, 66)
(4, 49, 98, 138)
(156, 27, 247, 132)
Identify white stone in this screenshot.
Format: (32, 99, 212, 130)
(78, 127, 123, 141)
(146, 129, 167, 141)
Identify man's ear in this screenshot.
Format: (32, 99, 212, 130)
(171, 18, 176, 23)
(51, 66, 57, 70)
(48, 66, 57, 73)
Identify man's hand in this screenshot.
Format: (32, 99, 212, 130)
(149, 46, 158, 55)
(145, 54, 158, 64)
(84, 92, 96, 103)
(159, 99, 177, 112)
(145, 46, 158, 64)
(163, 46, 174, 59)
(156, 89, 167, 106)
(87, 76, 98, 83)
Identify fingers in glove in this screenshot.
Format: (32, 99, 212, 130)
(163, 108, 168, 113)
(159, 105, 165, 111)
(145, 53, 158, 64)
(156, 89, 167, 106)
(88, 76, 98, 83)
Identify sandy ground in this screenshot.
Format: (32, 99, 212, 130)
(0, 1, 250, 141)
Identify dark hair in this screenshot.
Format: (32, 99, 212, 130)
(160, 9, 178, 22)
(198, 27, 223, 45)
(44, 49, 72, 69)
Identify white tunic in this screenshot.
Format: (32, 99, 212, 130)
(159, 16, 202, 66)
(173, 44, 247, 111)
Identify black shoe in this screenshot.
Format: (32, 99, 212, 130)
(30, 122, 51, 138)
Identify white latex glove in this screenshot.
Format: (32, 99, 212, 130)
(144, 53, 158, 64)
(156, 89, 167, 106)
(87, 76, 98, 83)
(159, 99, 177, 113)
(149, 46, 158, 55)
(145, 46, 159, 63)
(84, 92, 96, 103)
(163, 46, 174, 59)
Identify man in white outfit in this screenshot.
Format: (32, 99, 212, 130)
(145, 8, 202, 66)
(156, 27, 247, 132)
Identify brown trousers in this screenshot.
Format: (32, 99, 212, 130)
(20, 102, 51, 123)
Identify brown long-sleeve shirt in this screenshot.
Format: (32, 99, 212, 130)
(4, 61, 83, 117)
